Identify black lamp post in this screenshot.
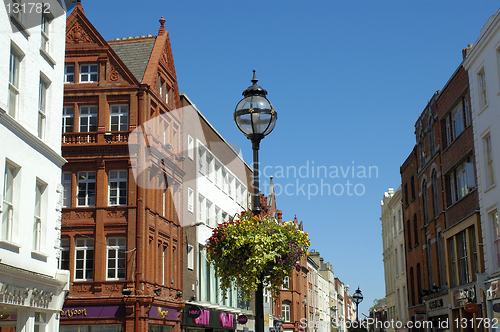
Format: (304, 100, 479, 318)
(234, 71, 277, 332)
(352, 287, 363, 323)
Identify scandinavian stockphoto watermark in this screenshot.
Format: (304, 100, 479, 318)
(262, 160, 379, 200)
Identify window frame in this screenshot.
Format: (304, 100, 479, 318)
(74, 237, 94, 281)
(106, 237, 126, 280)
(2, 162, 19, 242)
(484, 133, 495, 187)
(79, 105, 98, 132)
(38, 77, 49, 139)
(478, 69, 487, 109)
(33, 180, 46, 252)
(282, 301, 291, 322)
(64, 64, 75, 83)
(109, 104, 129, 132)
(77, 171, 96, 207)
(79, 64, 98, 83)
(40, 11, 50, 53)
(108, 170, 127, 206)
(62, 106, 74, 133)
(8, 46, 22, 118)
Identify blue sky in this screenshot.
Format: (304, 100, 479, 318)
(74, 0, 500, 317)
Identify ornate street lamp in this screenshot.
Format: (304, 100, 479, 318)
(352, 287, 363, 323)
(234, 70, 277, 332)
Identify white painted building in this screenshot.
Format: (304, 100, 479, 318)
(0, 0, 74, 330)
(463, 7, 500, 324)
(380, 187, 408, 332)
(181, 94, 254, 330)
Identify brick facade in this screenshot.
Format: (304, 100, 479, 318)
(60, 4, 184, 332)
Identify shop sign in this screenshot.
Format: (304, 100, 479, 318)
(220, 313, 234, 328)
(149, 306, 177, 320)
(187, 305, 202, 319)
(61, 305, 125, 319)
(193, 310, 210, 325)
(464, 303, 480, 313)
(452, 285, 476, 308)
(238, 314, 248, 324)
(487, 280, 500, 300)
(0, 283, 54, 309)
(428, 299, 444, 310)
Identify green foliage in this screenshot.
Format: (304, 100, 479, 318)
(369, 298, 386, 312)
(206, 211, 310, 300)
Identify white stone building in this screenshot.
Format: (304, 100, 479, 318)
(463, 7, 500, 323)
(380, 187, 408, 332)
(0, 0, 74, 330)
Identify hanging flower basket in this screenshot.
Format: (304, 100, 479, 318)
(206, 211, 310, 299)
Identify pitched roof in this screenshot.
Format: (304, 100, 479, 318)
(109, 38, 156, 82)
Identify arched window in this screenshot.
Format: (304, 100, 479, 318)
(413, 214, 419, 246)
(407, 220, 412, 250)
(422, 179, 429, 223)
(431, 170, 439, 218)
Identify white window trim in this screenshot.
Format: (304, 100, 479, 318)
(62, 106, 74, 133)
(106, 237, 126, 280)
(187, 187, 194, 213)
(74, 238, 94, 281)
(64, 64, 75, 83)
(108, 170, 127, 206)
(80, 64, 98, 83)
(187, 244, 194, 270)
(77, 171, 96, 207)
(109, 104, 129, 132)
(79, 105, 98, 132)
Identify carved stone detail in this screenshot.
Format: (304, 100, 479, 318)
(72, 284, 92, 293)
(107, 210, 125, 218)
(67, 22, 93, 44)
(75, 211, 94, 219)
(104, 284, 123, 293)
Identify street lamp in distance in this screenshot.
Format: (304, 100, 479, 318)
(352, 287, 363, 323)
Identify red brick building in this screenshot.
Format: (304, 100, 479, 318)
(59, 3, 184, 332)
(437, 65, 485, 331)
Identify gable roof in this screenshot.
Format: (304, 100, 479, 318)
(109, 38, 156, 83)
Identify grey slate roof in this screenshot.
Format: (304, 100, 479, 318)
(110, 39, 156, 82)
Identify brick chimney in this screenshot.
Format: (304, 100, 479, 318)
(462, 44, 473, 60)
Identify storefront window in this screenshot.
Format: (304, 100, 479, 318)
(60, 325, 121, 332)
(149, 325, 173, 332)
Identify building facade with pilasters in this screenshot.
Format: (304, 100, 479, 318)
(60, 3, 184, 332)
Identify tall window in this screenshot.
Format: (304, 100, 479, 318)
(449, 159, 475, 204)
(2, 163, 18, 242)
(445, 96, 471, 146)
(282, 301, 291, 322)
(409, 267, 414, 306)
(107, 237, 126, 280)
(38, 78, 49, 139)
(33, 181, 45, 252)
(188, 135, 194, 160)
(59, 237, 70, 270)
(492, 210, 500, 268)
(187, 244, 194, 270)
(8, 47, 21, 117)
(187, 187, 194, 213)
(62, 172, 72, 208)
(283, 276, 290, 289)
(110, 105, 129, 131)
(427, 237, 433, 286)
(449, 237, 457, 287)
(413, 214, 418, 247)
(108, 170, 127, 206)
(79, 105, 98, 132)
(410, 176, 415, 200)
(478, 69, 487, 108)
(422, 180, 429, 223)
(34, 312, 47, 332)
(484, 134, 495, 187)
(431, 170, 439, 218)
(457, 230, 470, 285)
(406, 220, 412, 250)
(64, 64, 74, 83)
(40, 12, 50, 52)
(80, 64, 98, 83)
(395, 248, 399, 275)
(62, 106, 74, 133)
(77, 171, 96, 207)
(75, 238, 94, 281)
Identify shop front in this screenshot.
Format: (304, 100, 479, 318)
(0, 265, 68, 332)
(450, 283, 484, 332)
(59, 305, 126, 332)
(425, 292, 449, 332)
(182, 305, 237, 332)
(486, 277, 500, 331)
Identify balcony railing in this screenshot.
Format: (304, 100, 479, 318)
(62, 131, 129, 145)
